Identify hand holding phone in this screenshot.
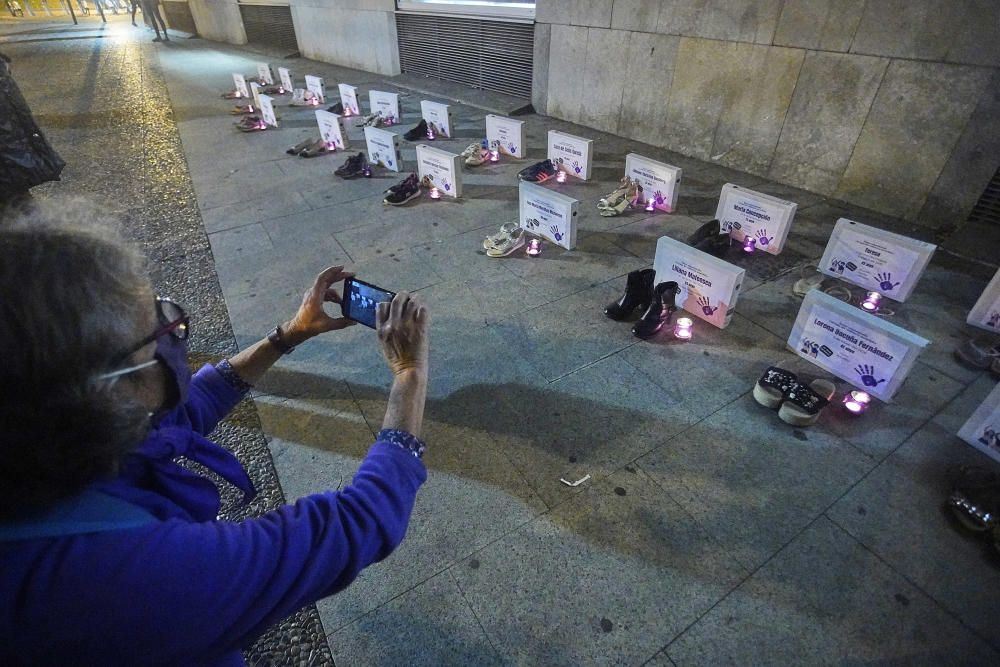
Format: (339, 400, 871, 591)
(341, 277, 396, 329)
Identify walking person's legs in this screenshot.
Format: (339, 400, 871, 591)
(130, 0, 138, 25)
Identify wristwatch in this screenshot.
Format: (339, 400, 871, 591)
(267, 325, 296, 355)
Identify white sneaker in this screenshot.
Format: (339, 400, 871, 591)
(486, 228, 525, 257)
(289, 88, 307, 106)
(482, 222, 519, 250)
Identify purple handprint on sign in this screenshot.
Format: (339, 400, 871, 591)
(572, 160, 582, 174)
(654, 190, 665, 206)
(875, 272, 900, 292)
(442, 179, 452, 192)
(549, 225, 564, 242)
(508, 142, 518, 154)
(855, 364, 886, 387)
(696, 296, 718, 316)
(755, 228, 773, 246)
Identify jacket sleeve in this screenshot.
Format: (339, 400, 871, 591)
(164, 364, 244, 436)
(22, 439, 428, 665)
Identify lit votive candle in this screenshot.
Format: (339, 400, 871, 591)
(429, 186, 441, 199)
(861, 291, 882, 313)
(743, 237, 756, 253)
(526, 238, 542, 257)
(556, 170, 567, 183)
(842, 390, 871, 415)
(673, 317, 694, 340)
(645, 197, 655, 212)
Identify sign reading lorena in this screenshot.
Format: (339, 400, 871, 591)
(958, 380, 1000, 464)
(518, 181, 578, 250)
(652, 236, 745, 329)
(232, 73, 250, 99)
(788, 290, 929, 401)
(420, 100, 452, 138)
(277, 67, 293, 93)
(486, 114, 526, 159)
(819, 218, 935, 302)
(304, 75, 325, 104)
(547, 130, 593, 181)
(338, 84, 360, 116)
(315, 110, 348, 150)
(364, 126, 401, 172)
(625, 154, 682, 213)
(415, 145, 462, 199)
(715, 184, 797, 255)
(256, 63, 274, 86)
(258, 95, 278, 128)
(369, 90, 400, 124)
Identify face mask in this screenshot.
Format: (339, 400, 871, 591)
(154, 333, 191, 409)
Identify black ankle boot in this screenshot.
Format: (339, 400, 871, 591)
(605, 268, 655, 320)
(687, 219, 731, 258)
(632, 281, 680, 339)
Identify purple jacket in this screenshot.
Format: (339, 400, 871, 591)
(0, 365, 427, 665)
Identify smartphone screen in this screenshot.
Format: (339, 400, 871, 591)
(342, 278, 395, 329)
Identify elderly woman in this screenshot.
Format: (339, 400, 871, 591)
(0, 221, 430, 665)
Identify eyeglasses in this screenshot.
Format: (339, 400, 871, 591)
(98, 297, 189, 381)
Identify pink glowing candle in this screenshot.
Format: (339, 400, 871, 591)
(429, 186, 441, 200)
(673, 317, 693, 340)
(526, 238, 542, 257)
(426, 126, 435, 140)
(861, 291, 881, 312)
(842, 390, 871, 415)
(556, 170, 567, 183)
(743, 237, 756, 253)
(645, 197, 655, 212)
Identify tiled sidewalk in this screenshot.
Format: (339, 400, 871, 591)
(155, 38, 1000, 666)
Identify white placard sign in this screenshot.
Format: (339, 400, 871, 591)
(303, 75, 325, 104)
(315, 110, 348, 150)
(485, 114, 526, 159)
(232, 73, 250, 99)
(364, 126, 402, 172)
(277, 67, 293, 93)
(518, 182, 578, 250)
(256, 63, 274, 86)
(819, 219, 935, 302)
(958, 381, 1000, 464)
(338, 84, 360, 116)
(258, 95, 277, 128)
(788, 290, 929, 401)
(369, 90, 400, 124)
(420, 100, 452, 138)
(547, 130, 593, 180)
(967, 268, 1000, 332)
(625, 153, 682, 213)
(416, 145, 462, 199)
(652, 236, 745, 329)
(715, 184, 797, 255)
(249, 82, 262, 110)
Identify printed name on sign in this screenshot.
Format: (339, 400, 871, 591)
(518, 182, 578, 250)
(256, 63, 273, 86)
(958, 380, 1000, 465)
(304, 75, 325, 104)
(258, 95, 277, 128)
(369, 91, 400, 124)
(315, 110, 348, 150)
(277, 67, 293, 93)
(485, 115, 526, 159)
(420, 100, 452, 138)
(967, 268, 1000, 333)
(338, 84, 360, 116)
(364, 126, 401, 172)
(788, 290, 929, 401)
(819, 219, 935, 302)
(624, 154, 682, 213)
(652, 236, 745, 329)
(546, 130, 593, 180)
(232, 73, 249, 99)
(715, 184, 797, 255)
(416, 145, 462, 199)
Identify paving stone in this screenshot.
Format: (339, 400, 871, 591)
(452, 469, 748, 666)
(827, 375, 1000, 650)
(638, 392, 873, 570)
(330, 572, 505, 666)
(208, 222, 275, 263)
(332, 212, 461, 262)
(201, 189, 313, 233)
(772, 0, 866, 51)
(666, 517, 1000, 665)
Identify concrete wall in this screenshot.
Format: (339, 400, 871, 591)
(535, 0, 1000, 227)
(188, 0, 247, 45)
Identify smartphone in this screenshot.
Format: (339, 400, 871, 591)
(341, 277, 396, 329)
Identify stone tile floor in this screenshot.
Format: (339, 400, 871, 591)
(6, 15, 1000, 666)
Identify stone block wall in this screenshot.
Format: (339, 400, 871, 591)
(187, 0, 247, 45)
(535, 0, 1000, 227)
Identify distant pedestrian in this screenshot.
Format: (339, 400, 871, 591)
(129, 0, 140, 26)
(141, 0, 169, 42)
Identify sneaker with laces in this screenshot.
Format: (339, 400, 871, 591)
(483, 222, 520, 250)
(518, 159, 558, 183)
(335, 152, 370, 179)
(383, 173, 422, 206)
(235, 116, 267, 132)
(463, 141, 489, 167)
(403, 119, 429, 141)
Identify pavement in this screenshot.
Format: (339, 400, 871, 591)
(5, 15, 1000, 666)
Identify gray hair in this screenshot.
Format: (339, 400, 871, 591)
(0, 205, 155, 518)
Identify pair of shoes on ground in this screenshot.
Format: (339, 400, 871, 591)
(334, 152, 371, 179)
(259, 85, 283, 95)
(234, 116, 267, 132)
(605, 268, 681, 339)
(598, 177, 644, 217)
(518, 159, 559, 183)
(482, 222, 525, 257)
(221, 89, 244, 100)
(327, 102, 344, 114)
(230, 104, 256, 115)
(753, 366, 835, 427)
(286, 137, 330, 158)
(357, 112, 389, 128)
(947, 465, 1000, 555)
(381, 173, 425, 206)
(955, 337, 1000, 377)
(686, 219, 732, 258)
(403, 119, 432, 141)
(461, 141, 491, 167)
(289, 89, 320, 107)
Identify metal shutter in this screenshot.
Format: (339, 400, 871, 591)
(161, 1, 197, 35)
(238, 3, 299, 54)
(396, 13, 534, 100)
(969, 167, 1000, 226)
